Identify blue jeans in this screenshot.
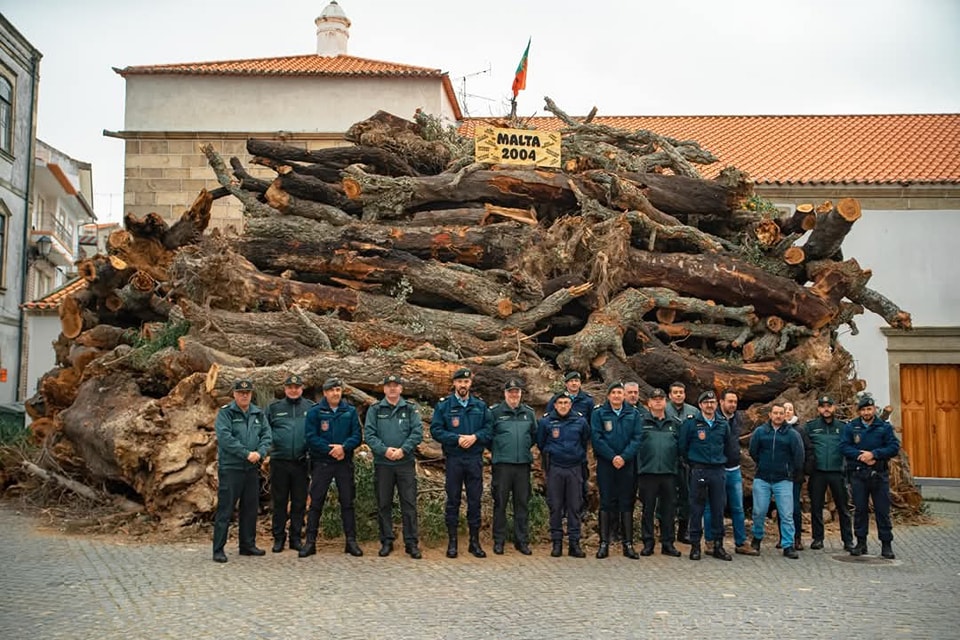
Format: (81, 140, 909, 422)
(752, 478, 795, 544)
(704, 467, 747, 546)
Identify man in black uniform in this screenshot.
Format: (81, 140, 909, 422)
(804, 395, 854, 552)
(431, 368, 493, 558)
(841, 396, 900, 559)
(212, 378, 272, 563)
(364, 374, 424, 559)
(489, 378, 538, 555)
(266, 374, 314, 552)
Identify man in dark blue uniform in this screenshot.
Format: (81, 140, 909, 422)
(300, 378, 363, 558)
(805, 395, 854, 552)
(489, 378, 538, 556)
(538, 395, 589, 558)
(364, 374, 424, 559)
(212, 378, 272, 563)
(679, 390, 734, 561)
(841, 396, 900, 559)
(591, 381, 643, 560)
(266, 373, 314, 552)
(431, 368, 493, 558)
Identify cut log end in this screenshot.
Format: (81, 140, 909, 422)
(836, 197, 862, 222)
(765, 316, 785, 333)
(783, 246, 805, 265)
(496, 298, 514, 318)
(342, 177, 362, 200)
(59, 295, 84, 340)
(655, 308, 677, 324)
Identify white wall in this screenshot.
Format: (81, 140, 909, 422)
(124, 75, 457, 132)
(24, 313, 58, 400)
(839, 209, 960, 402)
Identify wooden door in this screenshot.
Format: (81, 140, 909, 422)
(900, 364, 960, 477)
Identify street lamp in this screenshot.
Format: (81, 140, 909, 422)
(29, 235, 53, 263)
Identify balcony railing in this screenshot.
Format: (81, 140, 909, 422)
(53, 217, 73, 248)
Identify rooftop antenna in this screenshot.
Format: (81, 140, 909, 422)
(455, 63, 492, 117)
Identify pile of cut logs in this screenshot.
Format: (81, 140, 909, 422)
(19, 99, 922, 525)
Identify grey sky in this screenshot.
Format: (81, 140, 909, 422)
(1, 0, 958, 222)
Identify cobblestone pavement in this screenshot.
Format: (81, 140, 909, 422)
(1, 506, 959, 640)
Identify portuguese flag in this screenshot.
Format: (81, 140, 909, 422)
(511, 38, 531, 98)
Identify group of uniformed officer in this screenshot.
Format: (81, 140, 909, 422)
(211, 369, 900, 563)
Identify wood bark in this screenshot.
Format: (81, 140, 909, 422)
(802, 197, 861, 262)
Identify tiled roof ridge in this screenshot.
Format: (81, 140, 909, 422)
(117, 53, 444, 75)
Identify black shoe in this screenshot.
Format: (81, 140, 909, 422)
(595, 542, 609, 559)
(794, 539, 805, 551)
(239, 547, 266, 556)
(468, 535, 486, 558)
(378, 541, 393, 557)
(493, 541, 504, 555)
(272, 539, 285, 553)
(712, 543, 732, 561)
(515, 542, 532, 556)
(640, 542, 655, 557)
(551, 541, 563, 557)
(881, 542, 895, 559)
(569, 541, 586, 558)
(212, 550, 228, 563)
(850, 539, 867, 556)
(344, 540, 364, 557)
(298, 543, 316, 558)
(623, 542, 639, 560)
(689, 544, 701, 561)
(446, 534, 458, 559)
(843, 542, 855, 553)
(405, 544, 422, 560)
(783, 545, 799, 559)
(289, 539, 302, 552)
(751, 538, 762, 554)
(810, 539, 824, 550)
(776, 540, 783, 549)
(661, 543, 682, 557)
(677, 522, 691, 545)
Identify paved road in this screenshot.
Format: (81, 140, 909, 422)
(1, 506, 959, 640)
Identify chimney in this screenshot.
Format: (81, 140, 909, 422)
(315, 1, 350, 57)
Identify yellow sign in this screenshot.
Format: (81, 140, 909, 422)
(474, 126, 561, 168)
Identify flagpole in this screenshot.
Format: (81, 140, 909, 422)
(509, 97, 517, 121)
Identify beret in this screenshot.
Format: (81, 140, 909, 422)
(698, 390, 717, 403)
(283, 374, 304, 386)
(452, 368, 472, 380)
(233, 378, 253, 391)
(322, 378, 343, 390)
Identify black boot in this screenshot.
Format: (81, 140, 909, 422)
(272, 538, 285, 553)
(595, 512, 610, 559)
(446, 530, 458, 558)
(677, 520, 691, 545)
(551, 540, 563, 557)
(621, 513, 639, 559)
(344, 539, 363, 557)
(881, 541, 895, 559)
(689, 543, 702, 560)
(751, 537, 762, 554)
(712, 541, 732, 561)
(640, 541, 655, 557)
(661, 542, 682, 557)
(289, 537, 302, 552)
(783, 545, 799, 559)
(850, 538, 867, 556)
(378, 541, 393, 557)
(298, 538, 316, 558)
(568, 540, 586, 558)
(468, 529, 486, 558)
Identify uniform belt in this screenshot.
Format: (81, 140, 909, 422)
(691, 463, 723, 469)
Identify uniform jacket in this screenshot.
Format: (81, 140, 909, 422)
(590, 402, 643, 463)
(266, 396, 315, 461)
(635, 412, 681, 475)
(546, 390, 595, 419)
(679, 412, 734, 467)
(749, 422, 805, 483)
(215, 401, 272, 471)
(430, 394, 493, 460)
(536, 409, 589, 469)
(489, 401, 537, 465)
(363, 397, 423, 466)
(803, 416, 846, 473)
(304, 398, 362, 461)
(840, 416, 900, 471)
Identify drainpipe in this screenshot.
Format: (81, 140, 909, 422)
(17, 49, 42, 402)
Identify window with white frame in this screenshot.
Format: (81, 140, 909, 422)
(0, 76, 12, 155)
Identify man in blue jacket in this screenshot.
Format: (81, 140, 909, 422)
(364, 374, 423, 559)
(431, 368, 493, 559)
(591, 381, 643, 560)
(748, 402, 805, 559)
(679, 390, 734, 561)
(489, 378, 538, 556)
(805, 395, 854, 552)
(300, 378, 363, 558)
(212, 378, 272, 563)
(841, 396, 900, 559)
(537, 395, 589, 558)
(266, 374, 314, 553)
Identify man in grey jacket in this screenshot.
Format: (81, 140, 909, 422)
(364, 374, 424, 559)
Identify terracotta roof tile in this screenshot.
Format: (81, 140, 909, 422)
(459, 114, 960, 185)
(116, 54, 446, 78)
(22, 278, 87, 311)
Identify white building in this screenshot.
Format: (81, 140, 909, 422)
(109, 1, 462, 231)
